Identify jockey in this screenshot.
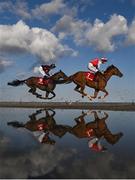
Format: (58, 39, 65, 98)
(39, 64, 56, 79)
(88, 137, 107, 152)
(88, 57, 108, 74)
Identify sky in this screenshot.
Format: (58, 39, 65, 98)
(0, 0, 135, 102)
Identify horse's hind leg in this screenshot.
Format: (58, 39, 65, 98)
(28, 87, 41, 98)
(98, 89, 109, 99)
(48, 91, 56, 99)
(74, 84, 87, 98)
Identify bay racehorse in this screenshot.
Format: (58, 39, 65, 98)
(7, 109, 71, 144)
(7, 70, 67, 99)
(59, 65, 123, 100)
(68, 111, 123, 146)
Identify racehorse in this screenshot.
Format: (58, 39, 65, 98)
(7, 70, 67, 99)
(68, 111, 123, 146)
(59, 65, 123, 100)
(7, 109, 71, 144)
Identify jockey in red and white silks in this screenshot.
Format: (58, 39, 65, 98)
(38, 64, 56, 77)
(88, 57, 108, 73)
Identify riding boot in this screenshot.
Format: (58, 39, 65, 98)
(94, 72, 99, 82)
(94, 72, 100, 89)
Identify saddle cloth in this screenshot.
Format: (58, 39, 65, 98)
(84, 72, 95, 81)
(37, 77, 51, 85)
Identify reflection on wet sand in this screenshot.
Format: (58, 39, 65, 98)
(7, 109, 123, 152)
(69, 110, 123, 152)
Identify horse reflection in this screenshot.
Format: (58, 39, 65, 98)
(7, 109, 123, 151)
(7, 109, 70, 145)
(68, 111, 123, 152)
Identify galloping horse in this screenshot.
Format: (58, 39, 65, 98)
(59, 65, 123, 100)
(7, 70, 67, 99)
(7, 109, 71, 144)
(68, 111, 123, 146)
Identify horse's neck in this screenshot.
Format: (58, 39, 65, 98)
(51, 74, 59, 80)
(104, 69, 114, 81)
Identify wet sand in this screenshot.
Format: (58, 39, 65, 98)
(0, 101, 135, 111)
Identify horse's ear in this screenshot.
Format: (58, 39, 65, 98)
(111, 64, 115, 67)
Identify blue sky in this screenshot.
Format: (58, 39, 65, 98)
(0, 0, 135, 102)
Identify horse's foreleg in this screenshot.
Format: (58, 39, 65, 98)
(98, 89, 109, 99)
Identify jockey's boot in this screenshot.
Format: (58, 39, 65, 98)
(94, 72, 99, 82)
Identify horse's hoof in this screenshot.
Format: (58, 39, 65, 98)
(87, 96, 92, 101)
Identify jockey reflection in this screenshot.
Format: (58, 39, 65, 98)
(68, 110, 123, 152)
(7, 109, 70, 145)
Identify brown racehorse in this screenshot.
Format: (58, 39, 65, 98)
(59, 65, 123, 100)
(7, 109, 123, 148)
(7, 70, 67, 99)
(68, 111, 123, 146)
(7, 109, 71, 144)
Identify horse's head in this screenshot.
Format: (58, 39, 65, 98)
(106, 65, 123, 77)
(52, 70, 67, 80)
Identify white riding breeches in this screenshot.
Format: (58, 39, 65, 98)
(39, 66, 46, 76)
(88, 63, 98, 73)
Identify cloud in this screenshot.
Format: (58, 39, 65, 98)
(32, 0, 66, 17)
(0, 20, 77, 63)
(85, 14, 128, 51)
(51, 14, 90, 43)
(0, 58, 13, 73)
(0, 134, 76, 179)
(0, 0, 31, 19)
(0, 0, 77, 21)
(1, 133, 135, 179)
(52, 14, 128, 52)
(125, 20, 135, 45)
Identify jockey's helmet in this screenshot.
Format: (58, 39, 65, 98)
(100, 57, 108, 63)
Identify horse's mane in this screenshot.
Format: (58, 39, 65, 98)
(104, 64, 115, 73)
(51, 70, 61, 77)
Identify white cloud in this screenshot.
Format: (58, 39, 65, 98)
(0, 20, 77, 63)
(126, 20, 135, 45)
(0, 131, 76, 179)
(0, 1, 31, 19)
(85, 14, 128, 51)
(0, 0, 77, 21)
(52, 14, 128, 52)
(0, 58, 13, 73)
(52, 14, 90, 44)
(32, 0, 66, 17)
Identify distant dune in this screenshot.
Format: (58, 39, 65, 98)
(0, 101, 135, 111)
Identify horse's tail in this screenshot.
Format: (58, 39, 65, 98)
(7, 79, 26, 86)
(55, 75, 74, 84)
(7, 121, 24, 128)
